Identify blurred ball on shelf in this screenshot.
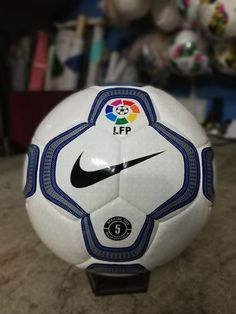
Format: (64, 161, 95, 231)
(151, 0, 182, 33)
(168, 30, 210, 76)
(213, 41, 236, 75)
(176, 0, 200, 29)
(129, 32, 171, 86)
(199, 0, 236, 39)
(101, 0, 152, 25)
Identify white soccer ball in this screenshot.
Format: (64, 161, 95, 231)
(168, 30, 210, 76)
(176, 0, 200, 28)
(213, 41, 236, 75)
(151, 0, 182, 33)
(113, 0, 152, 21)
(23, 86, 214, 275)
(199, 0, 236, 39)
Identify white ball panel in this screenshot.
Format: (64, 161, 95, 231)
(140, 195, 210, 270)
(26, 196, 89, 265)
(89, 197, 147, 248)
(33, 87, 98, 143)
(144, 86, 208, 147)
(120, 126, 184, 214)
(56, 127, 120, 213)
(25, 140, 90, 265)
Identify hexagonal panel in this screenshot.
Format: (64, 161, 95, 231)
(119, 126, 184, 215)
(89, 197, 147, 248)
(56, 126, 120, 214)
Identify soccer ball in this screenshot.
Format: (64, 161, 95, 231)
(176, 0, 200, 28)
(151, 0, 182, 33)
(112, 0, 152, 21)
(199, 0, 236, 39)
(23, 86, 214, 275)
(168, 30, 210, 76)
(213, 41, 236, 75)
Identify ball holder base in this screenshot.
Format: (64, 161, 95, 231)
(86, 271, 150, 296)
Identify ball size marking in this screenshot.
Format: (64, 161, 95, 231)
(104, 217, 132, 241)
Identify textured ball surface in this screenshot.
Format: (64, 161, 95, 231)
(23, 86, 214, 275)
(214, 41, 236, 75)
(177, 0, 200, 28)
(168, 30, 210, 76)
(113, 0, 152, 20)
(199, 0, 236, 39)
(151, 0, 182, 32)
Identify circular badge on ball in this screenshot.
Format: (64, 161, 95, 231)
(104, 217, 132, 241)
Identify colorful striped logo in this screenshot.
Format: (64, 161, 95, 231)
(105, 99, 140, 125)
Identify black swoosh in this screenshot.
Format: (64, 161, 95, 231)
(71, 151, 165, 188)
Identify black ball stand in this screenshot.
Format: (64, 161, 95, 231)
(86, 271, 150, 296)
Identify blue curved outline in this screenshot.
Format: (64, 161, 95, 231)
(24, 144, 39, 198)
(202, 148, 215, 202)
(150, 123, 200, 219)
(82, 215, 154, 262)
(88, 87, 157, 125)
(40, 123, 91, 218)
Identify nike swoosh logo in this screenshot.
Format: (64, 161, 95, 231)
(71, 151, 165, 188)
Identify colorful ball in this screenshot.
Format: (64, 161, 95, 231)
(213, 41, 236, 75)
(168, 30, 210, 76)
(199, 0, 236, 39)
(177, 0, 200, 28)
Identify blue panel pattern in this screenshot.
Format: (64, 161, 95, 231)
(202, 148, 215, 202)
(24, 144, 39, 198)
(82, 216, 154, 262)
(87, 263, 147, 274)
(39, 122, 91, 218)
(88, 87, 157, 125)
(150, 123, 200, 219)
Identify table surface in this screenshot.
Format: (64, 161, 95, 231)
(0, 144, 235, 314)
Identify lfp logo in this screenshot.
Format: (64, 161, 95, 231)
(105, 99, 140, 125)
(105, 99, 140, 135)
